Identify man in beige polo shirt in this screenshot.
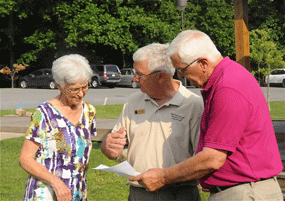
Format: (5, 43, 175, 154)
(101, 43, 204, 201)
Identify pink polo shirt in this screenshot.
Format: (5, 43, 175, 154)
(196, 57, 283, 189)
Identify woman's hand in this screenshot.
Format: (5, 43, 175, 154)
(19, 139, 72, 200)
(50, 178, 72, 201)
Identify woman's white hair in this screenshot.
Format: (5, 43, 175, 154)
(133, 43, 175, 76)
(52, 54, 93, 88)
(167, 30, 222, 65)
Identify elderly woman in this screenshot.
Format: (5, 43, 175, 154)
(19, 54, 96, 201)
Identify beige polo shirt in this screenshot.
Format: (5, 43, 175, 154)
(112, 81, 204, 187)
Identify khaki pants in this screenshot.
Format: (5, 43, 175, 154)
(128, 185, 201, 201)
(209, 177, 283, 201)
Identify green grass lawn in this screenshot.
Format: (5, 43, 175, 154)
(269, 101, 285, 119)
(1, 101, 285, 119)
(0, 105, 124, 119)
(0, 137, 209, 200)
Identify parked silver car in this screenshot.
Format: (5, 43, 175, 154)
(118, 68, 139, 88)
(265, 68, 285, 87)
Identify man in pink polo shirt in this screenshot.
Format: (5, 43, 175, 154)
(129, 30, 283, 200)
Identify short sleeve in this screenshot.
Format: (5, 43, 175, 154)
(88, 104, 97, 137)
(204, 87, 251, 152)
(25, 109, 47, 144)
(111, 102, 128, 136)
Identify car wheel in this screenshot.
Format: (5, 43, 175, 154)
(282, 79, 285, 88)
(131, 81, 138, 88)
(20, 80, 27, 89)
(49, 81, 56, 89)
(91, 78, 99, 88)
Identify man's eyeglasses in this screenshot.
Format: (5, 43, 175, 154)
(134, 70, 161, 80)
(177, 58, 200, 75)
(67, 83, 90, 95)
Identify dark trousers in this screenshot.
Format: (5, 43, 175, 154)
(128, 185, 201, 201)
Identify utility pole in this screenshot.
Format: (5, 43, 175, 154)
(176, 0, 188, 86)
(234, 0, 250, 71)
(176, 0, 187, 31)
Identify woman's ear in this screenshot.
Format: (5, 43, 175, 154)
(57, 84, 63, 91)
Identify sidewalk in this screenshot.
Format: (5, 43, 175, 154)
(0, 116, 117, 141)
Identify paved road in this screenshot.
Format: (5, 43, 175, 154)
(0, 86, 284, 110)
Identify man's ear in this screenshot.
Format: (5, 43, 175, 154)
(160, 71, 167, 75)
(199, 58, 208, 73)
(157, 71, 168, 80)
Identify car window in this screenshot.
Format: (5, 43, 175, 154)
(121, 70, 127, 75)
(33, 71, 43, 76)
(106, 65, 119, 72)
(272, 70, 285, 75)
(96, 66, 104, 72)
(44, 70, 51, 75)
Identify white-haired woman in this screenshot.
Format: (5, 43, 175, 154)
(19, 54, 96, 201)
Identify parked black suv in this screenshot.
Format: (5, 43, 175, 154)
(90, 64, 121, 88)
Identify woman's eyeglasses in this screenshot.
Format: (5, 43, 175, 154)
(67, 83, 91, 95)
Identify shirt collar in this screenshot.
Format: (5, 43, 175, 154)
(144, 80, 184, 107)
(201, 56, 231, 93)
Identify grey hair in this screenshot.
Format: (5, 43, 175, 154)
(133, 43, 175, 76)
(167, 30, 222, 65)
(52, 54, 93, 88)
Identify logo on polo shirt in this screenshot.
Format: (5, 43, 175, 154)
(135, 109, 145, 115)
(171, 113, 185, 121)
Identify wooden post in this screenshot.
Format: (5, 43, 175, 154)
(234, 0, 250, 71)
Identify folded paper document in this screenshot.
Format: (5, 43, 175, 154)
(93, 161, 140, 177)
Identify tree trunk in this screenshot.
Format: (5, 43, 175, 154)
(9, 12, 15, 88)
(122, 51, 126, 68)
(267, 64, 270, 111)
(257, 60, 260, 85)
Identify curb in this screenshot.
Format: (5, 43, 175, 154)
(0, 128, 111, 142)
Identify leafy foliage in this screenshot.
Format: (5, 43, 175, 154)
(248, 0, 285, 48)
(0, 0, 284, 74)
(250, 29, 285, 76)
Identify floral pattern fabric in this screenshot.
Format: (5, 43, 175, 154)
(23, 101, 96, 201)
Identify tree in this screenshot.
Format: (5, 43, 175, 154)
(3, 0, 283, 77)
(248, 0, 285, 49)
(194, 0, 236, 58)
(15, 0, 237, 67)
(250, 29, 270, 85)
(0, 0, 62, 74)
(263, 42, 285, 110)
(249, 28, 285, 110)
(0, 63, 28, 88)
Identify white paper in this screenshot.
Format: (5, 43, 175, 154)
(93, 161, 140, 177)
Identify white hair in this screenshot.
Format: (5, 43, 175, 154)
(167, 30, 222, 65)
(52, 54, 93, 88)
(133, 43, 175, 76)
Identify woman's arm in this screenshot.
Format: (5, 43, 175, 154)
(19, 139, 72, 201)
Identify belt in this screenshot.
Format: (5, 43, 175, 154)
(209, 177, 273, 194)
